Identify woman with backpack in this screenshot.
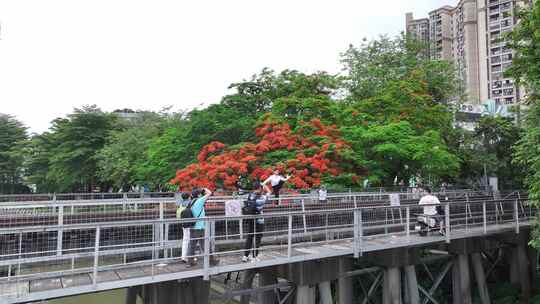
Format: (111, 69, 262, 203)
(242, 182, 271, 262)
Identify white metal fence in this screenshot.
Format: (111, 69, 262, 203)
(0, 196, 535, 303)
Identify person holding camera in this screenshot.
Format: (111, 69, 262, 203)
(242, 182, 271, 262)
(185, 187, 217, 267)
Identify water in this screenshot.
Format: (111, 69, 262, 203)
(43, 289, 227, 304)
(45, 289, 141, 304)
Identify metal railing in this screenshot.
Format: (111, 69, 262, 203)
(0, 190, 523, 233)
(0, 197, 535, 303)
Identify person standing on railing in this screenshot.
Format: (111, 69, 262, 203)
(186, 187, 217, 267)
(242, 182, 271, 263)
(318, 185, 327, 203)
(175, 192, 192, 263)
(262, 169, 291, 199)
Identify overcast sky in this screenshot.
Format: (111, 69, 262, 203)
(0, 0, 451, 134)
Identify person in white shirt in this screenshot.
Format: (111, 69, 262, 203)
(418, 187, 441, 228)
(318, 186, 327, 203)
(262, 170, 291, 198)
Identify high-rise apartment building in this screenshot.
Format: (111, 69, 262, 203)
(406, 0, 527, 105)
(405, 13, 430, 44)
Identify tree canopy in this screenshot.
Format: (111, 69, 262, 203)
(0, 114, 28, 194)
(505, 1, 540, 249)
(1, 34, 523, 194)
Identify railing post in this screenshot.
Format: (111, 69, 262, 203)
(514, 200, 519, 234)
(158, 202, 164, 257)
(353, 195, 357, 208)
(288, 214, 293, 258)
(406, 206, 410, 240)
(445, 204, 450, 243)
(465, 203, 469, 232)
(301, 199, 307, 234)
(483, 202, 487, 234)
(359, 209, 363, 256)
(93, 226, 100, 286)
(57, 205, 63, 256)
(203, 220, 211, 280)
(122, 192, 127, 211)
(353, 210, 359, 258)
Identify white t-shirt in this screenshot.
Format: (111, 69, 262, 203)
(419, 194, 441, 215)
(263, 174, 286, 187)
(318, 189, 327, 201)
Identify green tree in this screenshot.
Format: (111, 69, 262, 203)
(341, 35, 458, 103)
(338, 71, 458, 186)
(141, 69, 343, 187)
(27, 105, 117, 192)
(475, 116, 523, 188)
(96, 111, 169, 191)
(506, 1, 540, 249)
(0, 114, 29, 194)
(25, 133, 56, 192)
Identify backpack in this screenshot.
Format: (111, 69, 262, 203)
(180, 199, 202, 228)
(242, 193, 260, 215)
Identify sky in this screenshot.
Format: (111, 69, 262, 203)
(0, 0, 451, 134)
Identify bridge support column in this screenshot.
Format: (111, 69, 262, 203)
(471, 253, 490, 304)
(516, 244, 531, 302)
(141, 278, 209, 304)
(452, 254, 471, 304)
(125, 286, 139, 304)
(296, 285, 315, 304)
(501, 231, 533, 303)
(403, 265, 419, 304)
(338, 258, 353, 304)
(528, 247, 538, 293)
(382, 267, 401, 304)
(259, 269, 278, 304)
(240, 269, 257, 304)
(318, 281, 333, 304)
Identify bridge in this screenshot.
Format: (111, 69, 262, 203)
(0, 190, 537, 304)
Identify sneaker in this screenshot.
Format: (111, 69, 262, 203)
(242, 256, 249, 263)
(251, 257, 260, 263)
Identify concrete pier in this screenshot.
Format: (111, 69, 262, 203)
(338, 258, 353, 304)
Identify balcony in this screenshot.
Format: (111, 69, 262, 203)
(503, 81, 514, 88)
(503, 89, 514, 96)
(504, 97, 514, 104)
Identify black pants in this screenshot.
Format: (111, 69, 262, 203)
(188, 229, 205, 259)
(244, 219, 264, 257)
(272, 180, 285, 198)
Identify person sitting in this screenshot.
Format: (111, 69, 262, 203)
(262, 169, 291, 198)
(418, 187, 444, 233)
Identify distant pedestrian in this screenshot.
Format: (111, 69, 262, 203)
(262, 170, 291, 198)
(242, 182, 271, 262)
(318, 185, 327, 203)
(175, 192, 192, 263)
